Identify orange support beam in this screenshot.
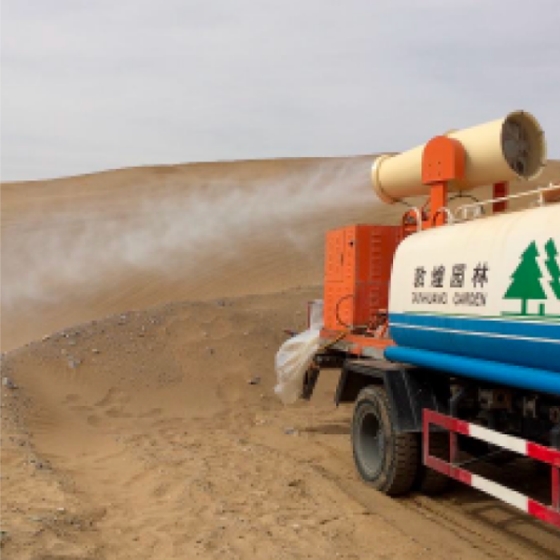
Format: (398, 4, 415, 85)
(493, 181, 509, 213)
(421, 136, 466, 229)
(429, 183, 447, 227)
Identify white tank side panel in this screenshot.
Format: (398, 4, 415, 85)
(390, 204, 560, 319)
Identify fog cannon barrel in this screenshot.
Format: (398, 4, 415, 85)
(371, 110, 547, 204)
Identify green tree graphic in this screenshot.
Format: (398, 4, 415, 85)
(545, 238, 560, 299)
(504, 241, 546, 315)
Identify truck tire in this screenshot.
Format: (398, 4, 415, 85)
(352, 386, 419, 496)
(417, 432, 450, 495)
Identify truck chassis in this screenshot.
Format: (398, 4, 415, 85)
(304, 353, 560, 529)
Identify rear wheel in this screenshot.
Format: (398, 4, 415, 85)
(352, 386, 419, 496)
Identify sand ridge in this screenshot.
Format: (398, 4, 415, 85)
(3, 157, 559, 351)
(1, 156, 381, 351)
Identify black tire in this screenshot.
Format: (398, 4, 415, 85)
(352, 386, 419, 496)
(417, 432, 450, 495)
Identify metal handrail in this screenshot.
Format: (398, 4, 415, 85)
(454, 183, 560, 222)
(402, 207, 423, 232)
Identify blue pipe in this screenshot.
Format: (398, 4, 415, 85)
(384, 346, 560, 397)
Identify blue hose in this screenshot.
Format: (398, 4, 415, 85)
(384, 346, 560, 397)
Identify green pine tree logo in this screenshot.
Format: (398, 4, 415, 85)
(545, 238, 560, 299)
(503, 241, 546, 315)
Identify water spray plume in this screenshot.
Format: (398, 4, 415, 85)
(2, 159, 378, 309)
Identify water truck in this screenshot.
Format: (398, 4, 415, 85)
(278, 111, 560, 528)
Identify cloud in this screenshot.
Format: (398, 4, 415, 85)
(2, 0, 559, 180)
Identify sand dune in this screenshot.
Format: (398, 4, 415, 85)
(2, 156, 383, 351)
(3, 157, 559, 351)
(2, 156, 560, 558)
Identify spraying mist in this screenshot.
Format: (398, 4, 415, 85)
(2, 159, 385, 312)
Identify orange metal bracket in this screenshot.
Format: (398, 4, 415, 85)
(422, 136, 465, 185)
(493, 181, 509, 213)
(420, 136, 466, 229)
(428, 183, 448, 227)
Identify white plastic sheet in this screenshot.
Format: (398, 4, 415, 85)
(274, 300, 323, 405)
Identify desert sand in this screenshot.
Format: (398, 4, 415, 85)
(2, 156, 560, 559)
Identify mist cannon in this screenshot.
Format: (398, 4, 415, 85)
(371, 110, 547, 204)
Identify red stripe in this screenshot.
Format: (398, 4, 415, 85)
(423, 409, 470, 436)
(424, 455, 472, 485)
(528, 500, 560, 527)
(527, 442, 560, 467)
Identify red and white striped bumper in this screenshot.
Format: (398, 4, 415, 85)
(423, 409, 560, 529)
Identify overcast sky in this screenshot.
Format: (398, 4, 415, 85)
(2, 0, 559, 181)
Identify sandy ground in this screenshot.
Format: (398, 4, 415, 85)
(2, 289, 560, 559)
(2, 156, 560, 559)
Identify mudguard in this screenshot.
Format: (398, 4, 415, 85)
(335, 359, 450, 433)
